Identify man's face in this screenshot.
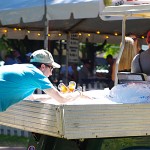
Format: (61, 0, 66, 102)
(40, 64, 53, 77)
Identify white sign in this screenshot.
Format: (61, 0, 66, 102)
(103, 0, 150, 6)
(68, 33, 79, 63)
(100, 0, 150, 20)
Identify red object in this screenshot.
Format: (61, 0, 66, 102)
(146, 31, 150, 44)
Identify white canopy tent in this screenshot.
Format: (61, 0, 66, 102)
(0, 0, 107, 46)
(0, 0, 150, 45)
(0, 0, 100, 25)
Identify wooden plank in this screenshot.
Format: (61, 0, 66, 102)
(0, 122, 61, 138)
(64, 129, 150, 139)
(1, 117, 54, 130)
(0, 100, 62, 138)
(0, 109, 57, 121)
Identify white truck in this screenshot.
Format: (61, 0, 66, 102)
(1, 89, 150, 150)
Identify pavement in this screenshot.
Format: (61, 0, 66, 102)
(0, 147, 26, 150)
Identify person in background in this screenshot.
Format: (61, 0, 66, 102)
(4, 54, 18, 65)
(25, 52, 32, 63)
(71, 63, 78, 84)
(106, 54, 115, 80)
(60, 64, 75, 84)
(110, 37, 136, 89)
(106, 54, 115, 89)
(131, 31, 150, 75)
(129, 34, 144, 54)
(0, 49, 90, 112)
(12, 50, 23, 63)
(4, 50, 23, 65)
(78, 59, 92, 86)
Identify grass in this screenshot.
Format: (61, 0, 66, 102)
(0, 134, 29, 147)
(1, 134, 150, 149)
(101, 136, 150, 150)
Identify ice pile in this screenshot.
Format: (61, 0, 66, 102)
(108, 82, 150, 104)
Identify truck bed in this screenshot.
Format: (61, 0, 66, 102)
(0, 90, 150, 139)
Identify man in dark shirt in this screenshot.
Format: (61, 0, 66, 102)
(131, 31, 150, 75)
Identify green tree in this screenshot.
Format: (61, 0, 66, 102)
(103, 44, 120, 58)
(0, 35, 12, 52)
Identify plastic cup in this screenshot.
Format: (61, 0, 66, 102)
(58, 83, 69, 93)
(68, 81, 76, 92)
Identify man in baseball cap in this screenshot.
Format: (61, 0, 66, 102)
(0, 49, 90, 112)
(30, 49, 60, 68)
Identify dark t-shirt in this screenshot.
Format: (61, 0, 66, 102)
(131, 49, 150, 75)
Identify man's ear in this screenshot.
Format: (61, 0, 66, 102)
(40, 64, 46, 71)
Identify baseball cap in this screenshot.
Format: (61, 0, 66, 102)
(30, 49, 60, 68)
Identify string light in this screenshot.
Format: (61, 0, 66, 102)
(141, 35, 145, 39)
(3, 29, 8, 33)
(1, 27, 147, 41)
(78, 33, 82, 36)
(114, 32, 118, 36)
(96, 31, 100, 34)
(105, 35, 109, 39)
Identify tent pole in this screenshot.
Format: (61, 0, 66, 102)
(44, 0, 48, 50)
(44, 20, 49, 50)
(65, 33, 70, 85)
(114, 16, 126, 86)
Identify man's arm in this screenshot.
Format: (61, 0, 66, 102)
(43, 87, 82, 103)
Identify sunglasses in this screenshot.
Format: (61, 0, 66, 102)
(44, 64, 53, 71)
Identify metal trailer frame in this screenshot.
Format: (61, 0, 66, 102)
(1, 91, 150, 140)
